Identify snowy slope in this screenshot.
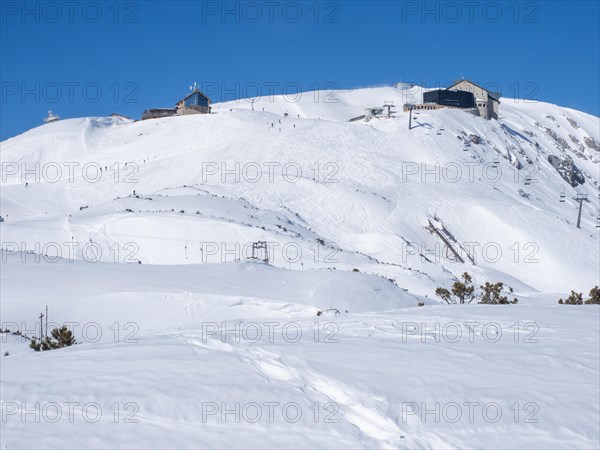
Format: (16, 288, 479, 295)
(1, 86, 599, 449)
(1, 87, 598, 292)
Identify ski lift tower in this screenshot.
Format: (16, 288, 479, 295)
(43, 110, 60, 123)
(246, 97, 259, 111)
(405, 103, 415, 130)
(573, 193, 589, 229)
(383, 101, 396, 119)
(248, 241, 269, 264)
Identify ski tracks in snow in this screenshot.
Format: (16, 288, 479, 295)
(183, 334, 420, 448)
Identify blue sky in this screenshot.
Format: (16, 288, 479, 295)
(1, 0, 598, 140)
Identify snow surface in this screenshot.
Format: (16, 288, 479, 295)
(1, 86, 599, 448)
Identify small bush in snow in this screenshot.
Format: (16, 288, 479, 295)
(479, 282, 518, 304)
(436, 274, 517, 305)
(559, 290, 584, 305)
(558, 288, 599, 305)
(435, 272, 476, 304)
(30, 326, 77, 352)
(586, 286, 600, 304)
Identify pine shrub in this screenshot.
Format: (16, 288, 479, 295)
(29, 326, 77, 352)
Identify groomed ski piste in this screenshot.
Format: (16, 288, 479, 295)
(1, 86, 599, 448)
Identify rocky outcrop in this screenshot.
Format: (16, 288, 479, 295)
(584, 136, 600, 152)
(547, 155, 585, 187)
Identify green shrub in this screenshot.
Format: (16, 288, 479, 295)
(29, 326, 77, 352)
(479, 282, 517, 304)
(436, 274, 517, 305)
(585, 286, 600, 304)
(558, 287, 599, 304)
(559, 290, 584, 305)
(435, 272, 476, 304)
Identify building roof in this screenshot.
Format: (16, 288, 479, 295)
(448, 79, 501, 102)
(177, 89, 212, 105)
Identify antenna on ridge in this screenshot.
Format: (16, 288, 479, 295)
(189, 81, 199, 92)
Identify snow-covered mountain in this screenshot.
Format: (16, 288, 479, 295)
(2, 86, 599, 292)
(1, 86, 599, 448)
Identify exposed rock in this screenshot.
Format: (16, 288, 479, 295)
(545, 127, 570, 151)
(547, 155, 585, 187)
(566, 117, 579, 129)
(518, 189, 531, 199)
(469, 134, 481, 145)
(584, 136, 600, 152)
(568, 134, 588, 159)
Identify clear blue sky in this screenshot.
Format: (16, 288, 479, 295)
(1, 0, 598, 140)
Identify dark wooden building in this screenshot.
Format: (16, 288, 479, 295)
(142, 89, 212, 120)
(423, 89, 475, 108)
(176, 90, 212, 115)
